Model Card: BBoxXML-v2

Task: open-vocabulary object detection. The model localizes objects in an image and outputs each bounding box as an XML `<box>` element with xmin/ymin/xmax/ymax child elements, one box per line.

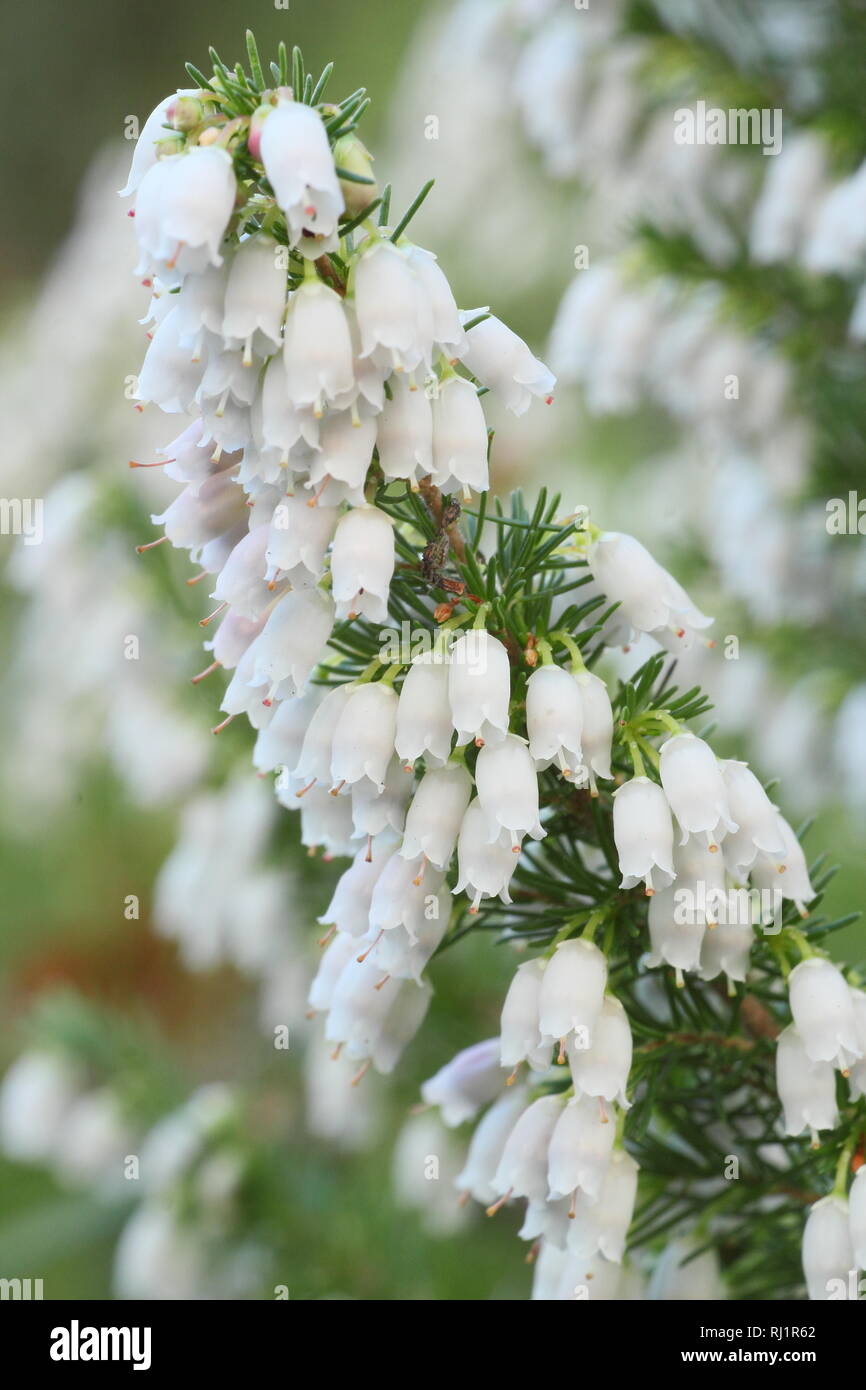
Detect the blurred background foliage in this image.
<box><xmin>0</xmin><ymin>0</ymin><xmax>864</xmax><ymax>1300</ymax></box>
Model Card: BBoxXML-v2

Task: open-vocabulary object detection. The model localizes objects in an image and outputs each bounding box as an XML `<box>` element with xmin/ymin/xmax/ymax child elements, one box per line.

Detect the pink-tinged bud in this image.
<box><xmin>247</xmin><ymin>104</ymin><xmax>273</xmax><ymax>162</ymax></box>
<box><xmin>167</xmin><ymin>95</ymin><xmax>203</xmax><ymax>132</ymax></box>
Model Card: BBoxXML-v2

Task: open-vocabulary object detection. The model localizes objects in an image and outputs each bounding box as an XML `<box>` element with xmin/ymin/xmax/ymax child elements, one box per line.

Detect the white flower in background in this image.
<box><xmin>802</xmin><ymin>1196</ymin><xmax>855</xmax><ymax>1301</ymax></box>
<box><xmin>648</xmin><ymin>1239</ymin><xmax>726</xmax><ymax>1301</ymax></box>
<box><xmin>568</xmin><ymin>995</ymin><xmax>632</xmax><ymax>1108</ymax></box>
<box><xmin>259</xmin><ymin>99</ymin><xmax>344</xmax><ymax>252</ymax></box>
<box><xmin>221</xmin><ymin>235</ymin><xmax>287</xmax><ymax>358</ymax></box>
<box><xmin>500</xmin><ymin>959</ymin><xmax>553</xmax><ymax>1073</ymax></box>
<box><xmin>454</xmin><ymin>798</ymin><xmax>520</xmax><ymax>911</ymax></box>
<box><xmin>304</xmin><ymin>1026</ymin><xmax>382</xmax><ymax>1151</ymax></box>
<box><xmin>134</xmin><ymin>147</ymin><xmax>237</xmax><ymax>279</ymax></box>
<box><xmin>114</xmin><ymin>1201</ymin><xmax>207</xmax><ymax>1301</ymax></box>
<box><xmin>249</xmin><ymin>587</ymin><xmax>335</xmax><ymax>700</ymax></box>
<box><xmin>368</xmin><ymin>883</ymin><xmax>450</xmax><ymax>983</ymax></box>
<box><xmin>151</xmin><ymin>469</ymin><xmax>246</xmax><ymax>557</ymax></box>
<box><xmin>848</xmin><ymin>990</ymin><xmax>866</xmax><ymax>1101</ymax></box>
<box><xmin>391</xmin><ymin>1111</ymin><xmax>470</xmax><ymax>1236</ymax></box>
<box><xmin>721</xmin><ymin>760</ymin><xmax>786</xmax><ymax>878</ymax></box>
<box><xmin>850</xmin><ymin>1167</ymin><xmax>866</xmax><ymax>1270</ymax></box>
<box><xmin>395</xmin><ymin>653</ymin><xmax>453</xmax><ymax>768</ymax></box>
<box><xmin>431</xmin><ymin>376</ymin><xmax>490</xmax><ymax>496</ymax></box>
<box><xmin>404</xmin><ymin>244</ymin><xmax>465</xmax><ymax>355</ymax></box>
<box><xmin>613</xmin><ymin>777</ymin><xmax>676</xmax><ymax>894</ymax></box>
<box><xmin>375</xmin><ymin>374</ymin><xmax>433</xmax><ymax>482</ymax></box>
<box><xmin>659</xmin><ymin>734</ymin><xmax>736</xmax><ymax>851</ymax></box>
<box><xmin>308</xmin><ymin>931</ymin><xmax>359</xmax><ymax>1013</ymax></box>
<box><xmin>459</xmin><ymin>314</ymin><xmax>555</xmax><ymax>415</ymax></box>
<box><xmin>421</xmin><ymin>1038</ymin><xmax>506</xmax><ymax>1126</ymax></box>
<box><xmin>647</xmin><ymin>884</ymin><xmax>705</xmax><ymax>976</ymax></box>
<box><xmin>0</xmin><ymin>1051</ymin><xmax>83</xmax><ymax>1162</ymax></box>
<box><xmin>475</xmin><ymin>734</ymin><xmax>545</xmax><ymax>849</ymax></box>
<box><xmin>266</xmin><ymin>492</ymin><xmax>338</xmax><ymax>583</ymax></box>
<box><xmin>448</xmin><ymin>630</ymin><xmax>510</xmax><ymax>747</ymax></box>
<box><xmin>787</xmin><ymin>958</ymin><xmax>862</xmax><ymax>1069</ymax></box>
<box><xmin>326</xmin><ymin>957</ymin><xmax>432</xmax><ymax>1074</ymax></box>
<box><xmin>57</xmin><ymin>1089</ymin><xmax>133</xmax><ymax>1188</ymax></box>
<box><xmin>282</xmin><ymin>279</ymin><xmax>354</xmax><ymax>414</ymax></box>
<box><xmin>400</xmin><ymin>763</ymin><xmax>473</xmax><ymax>870</ymax></box>
<box><xmin>590</xmin><ymin>531</ymin><xmax>713</xmax><ymax>649</ymax></box>
<box><xmin>575</xmin><ymin>671</ymin><xmax>613</xmax><ymax>792</ymax></box>
<box><xmin>330</xmin><ymin>682</ymin><xmax>398</xmax><ymax>791</ymax></box>
<box><xmin>538</xmin><ymin>938</ymin><xmax>607</xmax><ymax>1047</ymax></box>
<box><xmin>547</xmin><ymin>1093</ymin><xmax>617</xmax><ymax>1203</ymax></box>
<box><xmin>568</xmin><ymin>1149</ymin><xmax>639</xmax><ymax>1264</ymax></box>
<box><xmin>355</xmin><ymin>239</ymin><xmax>431</xmax><ymax>373</ymax></box>
<box><xmin>526</xmin><ymin>665</ymin><xmax>583</xmax><ymax>776</ymax></box>
<box><xmin>330</xmin><ymin>505</ymin><xmax>395</xmax><ymax>623</ymax></box>
<box><xmin>775</xmin><ymin>1025</ymin><xmax>839</xmax><ymax>1140</ymax></box>
<box><xmin>491</xmin><ymin>1093</ymin><xmax>564</xmax><ymax>1204</ymax></box>
<box><xmin>750</xmin><ymin>812</ymin><xmax>816</xmax><ymax>916</ymax></box>
<box><xmin>456</xmin><ymin>1088</ymin><xmax>528</xmax><ymax>1205</ymax></box>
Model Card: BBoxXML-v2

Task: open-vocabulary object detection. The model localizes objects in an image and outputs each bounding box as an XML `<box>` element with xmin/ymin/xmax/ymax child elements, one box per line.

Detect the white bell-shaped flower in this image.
<box><xmin>491</xmin><ymin>1093</ymin><xmax>564</xmax><ymax>1203</ymax></box>
<box><xmin>120</xmin><ymin>91</ymin><xmax>195</xmax><ymax>196</ymax></box>
<box><xmin>647</xmin><ymin>884</ymin><xmax>706</xmax><ymax>976</ymax></box>
<box><xmin>648</xmin><ymin>1238</ymin><xmax>727</xmax><ymax>1301</ymax></box>
<box><xmin>456</xmin><ymin>1088</ymin><xmax>528</xmax><ymax>1205</ymax></box>
<box><xmin>849</xmin><ymin>1167</ymin><xmax>866</xmax><ymax>1270</ymax></box>
<box><xmin>324</xmin><ymin>955</ymin><xmax>407</xmax><ymax>1066</ymax></box>
<box><xmin>538</xmin><ymin>937</ymin><xmax>607</xmax><ymax>1046</ymax></box>
<box><xmin>750</xmin><ymin>812</ymin><xmax>816</xmax><ymax>917</ymax></box>
<box><xmin>526</xmin><ymin>665</ymin><xmax>583</xmax><ymax>776</ymax></box>
<box><xmin>475</xmin><ymin>734</ymin><xmax>545</xmax><ymax>850</ymax></box>
<box><xmin>174</xmin><ymin>263</ymin><xmax>229</xmax><ymax>357</ymax></box>
<box><xmin>331</xmin><ymin>505</ymin><xmax>395</xmax><ymax>624</ymax></box>
<box><xmin>308</xmin><ymin>931</ymin><xmax>359</xmax><ymax>1012</ymax></box>
<box><xmin>355</xmin><ymin>239</ymin><xmax>431</xmax><ymax>374</ymax></box>
<box><xmin>282</xmin><ymin>280</ymin><xmax>354</xmax><ymax>415</ymax></box>
<box><xmin>330</xmin><ymin>682</ymin><xmax>398</xmax><ymax>792</ymax></box>
<box><xmin>219</xmin><ymin>644</ymin><xmax>272</xmax><ymax>729</ymax></box>
<box><xmin>221</xmin><ymin>235</ymin><xmax>286</xmax><ymax>357</ymax></box>
<box><xmin>134</xmin><ymin>148</ymin><xmax>236</xmax><ymax>279</ymax></box>
<box><xmin>612</xmin><ymin>777</ymin><xmax>676</xmax><ymax>894</ymax></box>
<box><xmin>431</xmin><ymin>376</ymin><xmax>489</xmax><ymax>497</ymax></box>
<box><xmin>448</xmin><ymin>630</ymin><xmax>510</xmax><ymax>747</ymax></box>
<box><xmin>317</xmin><ymin>834</ymin><xmax>399</xmax><ymax>939</ymax></box>
<box><xmin>775</xmin><ymin>1025</ymin><xmax>839</xmax><ymax>1139</ymax></box>
<box><xmin>253</xmin><ymin>687</ymin><xmax>321</xmax><ymax>779</ymax></box>
<box><xmin>137</xmin><ymin>308</ymin><xmax>207</xmax><ymax>414</ymax></box>
<box><xmin>659</xmin><ymin>734</ymin><xmax>736</xmax><ymax>851</ymax></box>
<box><xmin>459</xmin><ymin>313</ymin><xmax>555</xmax><ymax>416</ymax></box>
<box><xmin>350</xmin><ymin>757</ymin><xmax>412</xmax><ymax>840</ymax></box>
<box><xmin>400</xmin><ymin>763</ymin><xmax>473</xmax><ymax>870</ymax></box>
<box><xmin>257</xmin><ymin>356</ymin><xmax>320</xmax><ymax>460</ymax></box>
<box><xmin>421</xmin><ymin>1038</ymin><xmax>505</xmax><ymax>1127</ymax></box>
<box><xmin>259</xmin><ymin>100</ymin><xmax>344</xmax><ymax>253</ymax></box>
<box><xmin>305</xmin><ymin>411</ymin><xmax>377</xmax><ymax>505</ymax></box>
<box><xmin>212</xmin><ymin>524</ymin><xmax>286</xmax><ymax>620</ymax></box>
<box><xmin>568</xmin><ymin>996</ymin><xmax>632</xmax><ymax>1108</ymax></box>
<box><xmin>720</xmin><ymin>760</ymin><xmax>786</xmax><ymax>879</ymax></box>
<box><xmin>454</xmin><ymin>798</ymin><xmax>520</xmax><ymax>912</ymax></box>
<box><xmin>151</xmin><ymin>469</ymin><xmax>246</xmax><ymax>558</ymax></box>
<box><xmin>575</xmin><ymin>671</ymin><xmax>613</xmax><ymax>792</ymax></box>
<box><xmin>293</xmin><ymin>684</ymin><xmax>354</xmax><ymax>791</ymax></box>
<box><xmin>590</xmin><ymin>531</ymin><xmax>713</xmax><ymax>650</ymax></box>
<box><xmin>500</xmin><ymin>959</ymin><xmax>554</xmax><ymax>1072</ymax></box>
<box><xmin>404</xmin><ymin>245</ymin><xmax>465</xmax><ymax>354</ymax></box>
<box><xmin>802</xmin><ymin>1196</ymin><xmax>855</xmax><ymax>1301</ymax></box>
<box><xmin>788</xmin><ymin>957</ymin><xmax>862</xmax><ymax>1068</ymax></box>
<box><xmin>0</xmin><ymin>1050</ymin><xmax>82</xmax><ymax>1162</ymax></box>
<box><xmin>568</xmin><ymin>1149</ymin><xmax>639</xmax><ymax>1264</ymax></box>
<box><xmin>375</xmin><ymin>374</ymin><xmax>433</xmax><ymax>482</ymax></box>
<box><xmin>395</xmin><ymin>653</ymin><xmax>452</xmax><ymax>768</ymax></box>
<box><xmin>265</xmin><ymin>492</ymin><xmax>337</xmax><ymax>585</ymax></box>
<box><xmin>848</xmin><ymin>989</ymin><xmax>866</xmax><ymax>1101</ymax></box>
<box><xmin>368</xmin><ymin>849</ymin><xmax>444</xmax><ymax>942</ymax></box>
<box><xmin>368</xmin><ymin>885</ymin><xmax>449</xmax><ymax>984</ymax></box>
<box><xmin>248</xmin><ymin>587</ymin><xmax>335</xmax><ymax>699</ymax></box>
<box><xmin>548</xmin><ymin>1092</ymin><xmax>617</xmax><ymax>1202</ymax></box>
<box><xmin>699</xmin><ymin>917</ymin><xmax>754</xmax><ymax>986</ymax></box>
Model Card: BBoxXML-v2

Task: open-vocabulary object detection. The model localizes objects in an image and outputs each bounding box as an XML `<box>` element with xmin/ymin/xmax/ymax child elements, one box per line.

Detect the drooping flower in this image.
<box><xmin>421</xmin><ymin>1038</ymin><xmax>506</xmax><ymax>1127</ymax></box>
<box><xmin>454</xmin><ymin>798</ymin><xmax>520</xmax><ymax>911</ymax></box>
<box><xmin>802</xmin><ymin>1196</ymin><xmax>855</xmax><ymax>1301</ymax></box>
<box><xmin>400</xmin><ymin>763</ymin><xmax>473</xmax><ymax>870</ymax></box>
<box><xmin>538</xmin><ymin>938</ymin><xmax>607</xmax><ymax>1047</ymax></box>
<box><xmin>259</xmin><ymin>100</ymin><xmax>344</xmax><ymax>254</ymax></box>
<box><xmin>221</xmin><ymin>235</ymin><xmax>287</xmax><ymax>358</ymax></box>
<box><xmin>568</xmin><ymin>995</ymin><xmax>632</xmax><ymax>1108</ymax></box>
<box><xmin>590</xmin><ymin>530</ymin><xmax>713</xmax><ymax>650</ymax></box>
<box><xmin>547</xmin><ymin>1093</ymin><xmax>617</xmax><ymax>1202</ymax></box>
<box><xmin>134</xmin><ymin>148</ymin><xmax>237</xmax><ymax>280</ymax></box>
<box><xmin>282</xmin><ymin>280</ymin><xmax>354</xmax><ymax>416</ymax></box>
<box><xmin>330</xmin><ymin>505</ymin><xmax>395</xmax><ymax>624</ymax></box>
<box><xmin>612</xmin><ymin>777</ymin><xmax>676</xmax><ymax>894</ymax></box>
<box><xmin>395</xmin><ymin>653</ymin><xmax>453</xmax><ymax>768</ymax></box>
<box><xmin>500</xmin><ymin>959</ymin><xmax>553</xmax><ymax>1073</ymax></box>
<box><xmin>788</xmin><ymin>958</ymin><xmax>862</xmax><ymax>1070</ymax></box>
<box><xmin>431</xmin><ymin>376</ymin><xmax>490</xmax><ymax>497</ymax></box>
<box><xmin>659</xmin><ymin>733</ymin><xmax>736</xmax><ymax>851</ymax></box>
<box><xmin>459</xmin><ymin>313</ymin><xmax>555</xmax><ymax>415</ymax></box>
<box><xmin>330</xmin><ymin>682</ymin><xmax>399</xmax><ymax>793</ymax></box>
<box><xmin>474</xmin><ymin>734</ymin><xmax>545</xmax><ymax>849</ymax></box>
<box><xmin>354</xmin><ymin>239</ymin><xmax>432</xmax><ymax>374</ymax></box>
<box><xmin>775</xmin><ymin>1025</ymin><xmax>839</xmax><ymax>1140</ymax></box>
<box><xmin>526</xmin><ymin>665</ymin><xmax>583</xmax><ymax>777</ymax></box>
<box><xmin>447</xmin><ymin>630</ymin><xmax>510</xmax><ymax>747</ymax></box>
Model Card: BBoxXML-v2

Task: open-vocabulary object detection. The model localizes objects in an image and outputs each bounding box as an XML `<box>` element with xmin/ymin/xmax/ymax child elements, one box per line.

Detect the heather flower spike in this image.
<box><xmin>113</xmin><ymin>31</ymin><xmax>865</xmax><ymax>1304</ymax></box>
